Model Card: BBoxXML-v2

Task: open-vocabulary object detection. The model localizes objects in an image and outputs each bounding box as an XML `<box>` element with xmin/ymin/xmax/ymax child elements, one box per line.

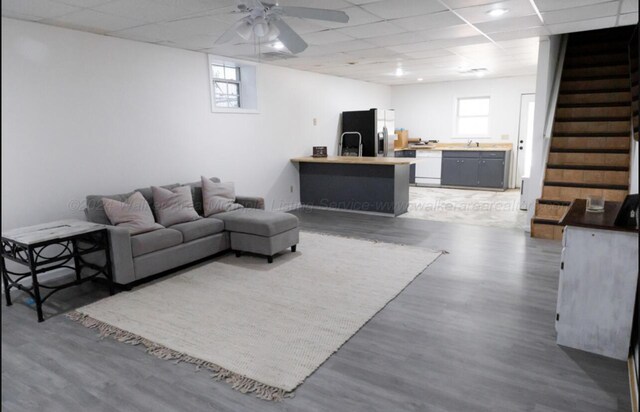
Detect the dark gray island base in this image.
<box><xmin>291</xmin><ymin>156</ymin><xmax>416</xmax><ymax>216</ymax></box>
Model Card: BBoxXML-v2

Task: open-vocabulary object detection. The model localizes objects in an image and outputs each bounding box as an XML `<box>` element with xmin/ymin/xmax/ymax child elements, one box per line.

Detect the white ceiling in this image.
<box><xmin>2</xmin><ymin>0</ymin><xmax>638</xmax><ymax>85</ymax></box>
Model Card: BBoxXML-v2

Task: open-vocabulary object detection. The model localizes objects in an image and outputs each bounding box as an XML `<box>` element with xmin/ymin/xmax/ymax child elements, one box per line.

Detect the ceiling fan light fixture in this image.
<box><xmin>266</xmin><ymin>22</ymin><xmax>280</xmax><ymax>41</ymax></box>
<box><xmin>237</xmin><ymin>19</ymin><xmax>253</xmax><ymax>40</ymax></box>
<box><xmin>253</xmin><ymin>16</ymin><xmax>269</xmax><ymax>37</ymax></box>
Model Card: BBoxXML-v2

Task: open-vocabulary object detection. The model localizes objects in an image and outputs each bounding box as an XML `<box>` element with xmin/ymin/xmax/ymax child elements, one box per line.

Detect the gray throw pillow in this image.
<box><xmin>102</xmin><ymin>192</ymin><xmax>164</xmax><ymax>235</ymax></box>
<box><xmin>201</xmin><ymin>176</ymin><xmax>244</xmax><ymax>217</ymax></box>
<box><xmin>152</xmin><ymin>185</ymin><xmax>201</xmax><ymax>227</ymax></box>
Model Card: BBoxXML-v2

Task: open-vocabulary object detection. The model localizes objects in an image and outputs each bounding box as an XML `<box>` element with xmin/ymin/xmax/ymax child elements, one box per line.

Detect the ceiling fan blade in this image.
<box><xmin>215</xmin><ymin>18</ymin><xmax>250</xmax><ymax>44</ymax></box>
<box><xmin>271</xmin><ymin>19</ymin><xmax>308</xmax><ymax>54</ymax></box>
<box><xmin>276</xmin><ymin>6</ymin><xmax>349</xmax><ymax>23</ymax></box>
<box><xmin>236</xmin><ymin>0</ymin><xmax>264</xmax><ymax>10</ymax></box>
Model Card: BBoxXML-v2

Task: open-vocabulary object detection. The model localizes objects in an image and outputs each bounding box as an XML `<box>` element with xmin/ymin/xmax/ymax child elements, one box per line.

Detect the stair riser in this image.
<box><xmin>551</xmin><ymin>137</ymin><xmax>630</xmax><ymax>150</ymax></box>
<box><xmin>565</xmin><ymin>54</ymin><xmax>628</xmax><ymax>67</ymax></box>
<box><xmin>555</xmin><ymin>106</ymin><xmax>631</xmax><ymax>118</ymax></box>
<box><xmin>553</xmin><ymin>121</ymin><xmax>630</xmax><ymax>134</ymax></box>
<box><xmin>531</xmin><ymin>222</ymin><xmax>563</xmax><ymax>240</ymax></box>
<box><xmin>557</xmin><ymin>92</ymin><xmax>631</xmax><ymax>105</ymax></box>
<box><xmin>563</xmin><ymin>66</ymin><xmax>629</xmax><ymax>78</ymax></box>
<box><xmin>542</xmin><ymin>186</ymin><xmax>628</xmax><ymax>202</ymax></box>
<box><xmin>545</xmin><ymin>169</ymin><xmax>630</xmax><ymax>186</ymax></box>
<box><xmin>560</xmin><ymin>78</ymin><xmax>630</xmax><ymax>91</ymax></box>
<box><xmin>547</xmin><ymin>152</ymin><xmax>630</xmax><ymax>167</ymax></box>
<box><xmin>534</xmin><ymin>203</ymin><xmax>569</xmax><ymax>220</ymax></box>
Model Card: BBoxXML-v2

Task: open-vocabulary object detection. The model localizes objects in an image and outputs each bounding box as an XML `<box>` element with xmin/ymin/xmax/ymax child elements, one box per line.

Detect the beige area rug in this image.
<box><xmin>68</xmin><ymin>231</ymin><xmax>442</xmax><ymax>401</ymax></box>
<box><xmin>401</xmin><ymin>186</ymin><xmax>528</xmax><ymax>230</ymax></box>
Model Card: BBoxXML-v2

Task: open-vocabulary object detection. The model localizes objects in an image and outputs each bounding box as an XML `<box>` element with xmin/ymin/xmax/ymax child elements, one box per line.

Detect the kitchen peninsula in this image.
<box><xmin>291</xmin><ymin>156</ymin><xmax>418</xmax><ymax>216</ymax></box>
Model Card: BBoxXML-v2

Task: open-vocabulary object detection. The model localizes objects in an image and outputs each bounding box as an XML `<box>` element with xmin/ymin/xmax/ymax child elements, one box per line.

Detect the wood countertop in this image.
<box><xmin>291</xmin><ymin>156</ymin><xmax>419</xmax><ymax>165</ymax></box>
<box><xmin>560</xmin><ymin>199</ymin><xmax>639</xmax><ymax>233</ymax></box>
<box><xmin>395</xmin><ymin>143</ymin><xmax>513</xmax><ymax>152</ymax></box>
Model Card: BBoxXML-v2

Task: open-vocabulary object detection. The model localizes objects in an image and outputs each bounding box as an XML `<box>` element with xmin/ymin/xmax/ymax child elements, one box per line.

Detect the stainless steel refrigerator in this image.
<box><xmin>340</xmin><ymin>109</ymin><xmax>395</xmax><ymax>157</ymax></box>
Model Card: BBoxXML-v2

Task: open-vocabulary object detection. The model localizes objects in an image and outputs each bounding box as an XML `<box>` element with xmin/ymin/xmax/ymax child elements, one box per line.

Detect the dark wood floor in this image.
<box><xmin>1</xmin><ymin>209</ymin><xmax>631</xmax><ymax>411</ymax></box>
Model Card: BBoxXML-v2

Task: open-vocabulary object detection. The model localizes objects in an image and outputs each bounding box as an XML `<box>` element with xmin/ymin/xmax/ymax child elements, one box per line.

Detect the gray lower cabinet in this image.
<box><xmin>394</xmin><ymin>150</ymin><xmax>416</xmax><ymax>184</ymax></box>
<box><xmin>441</xmin><ymin>150</ymin><xmax>510</xmax><ymax>189</ymax></box>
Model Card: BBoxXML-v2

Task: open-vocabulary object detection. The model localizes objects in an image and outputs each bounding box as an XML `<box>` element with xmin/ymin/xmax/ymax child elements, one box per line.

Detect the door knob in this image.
<box><xmin>519</xmin><ymin>146</ymin><xmax>523</xmax><ymax>150</ymax></box>
<box><xmin>520</xmin><ymin>140</ymin><xmax>524</xmax><ymax>143</ymax></box>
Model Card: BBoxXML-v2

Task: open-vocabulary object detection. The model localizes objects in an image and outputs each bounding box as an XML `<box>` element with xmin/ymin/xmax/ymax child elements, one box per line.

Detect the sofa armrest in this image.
<box><xmin>236</xmin><ymin>196</ymin><xmax>265</xmax><ymax>210</ymax></box>
<box><xmin>84</xmin><ymin>225</ymin><xmax>136</xmax><ymax>285</ymax></box>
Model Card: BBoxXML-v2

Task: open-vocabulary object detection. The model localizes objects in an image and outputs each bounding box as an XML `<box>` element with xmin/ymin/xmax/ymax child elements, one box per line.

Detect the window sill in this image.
<box><xmin>211</xmin><ymin>108</ymin><xmax>260</xmax><ymax>115</ymax></box>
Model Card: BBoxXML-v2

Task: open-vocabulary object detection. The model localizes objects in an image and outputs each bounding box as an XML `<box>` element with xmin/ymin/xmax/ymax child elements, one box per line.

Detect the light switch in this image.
<box><xmin>313</xmin><ymin>118</ymin><xmax>317</xmax><ymax>126</ymax></box>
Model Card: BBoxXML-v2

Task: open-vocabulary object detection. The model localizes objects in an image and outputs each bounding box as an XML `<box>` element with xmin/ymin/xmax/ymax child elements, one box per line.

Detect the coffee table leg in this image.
<box><xmin>28</xmin><ymin>249</ymin><xmax>44</xmax><ymax>322</ymax></box>
<box><xmin>1</xmin><ymin>257</ymin><xmax>12</xmax><ymax>306</ymax></box>
<box><xmin>102</xmin><ymin>230</ymin><xmax>115</xmax><ymax>296</ymax></box>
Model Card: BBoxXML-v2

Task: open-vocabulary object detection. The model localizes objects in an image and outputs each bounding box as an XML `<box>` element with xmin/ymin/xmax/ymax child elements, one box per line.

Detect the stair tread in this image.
<box><xmin>544</xmin><ymin>181</ymin><xmax>628</xmax><ymax>190</ymax></box>
<box><xmin>557</xmin><ymin>102</ymin><xmax>630</xmax><ymax>108</ymax></box>
<box><xmin>559</xmin><ymin>88</ymin><xmax>629</xmax><ymax>95</ymax></box>
<box><xmin>552</xmin><ymin>132</ymin><xmax>631</xmax><ymax>137</ymax></box>
<box><xmin>549</xmin><ymin>148</ymin><xmax>630</xmax><ymax>153</ymax></box>
<box><xmin>554</xmin><ymin>117</ymin><xmax>630</xmax><ymax>122</ymax></box>
<box><xmin>546</xmin><ymin>164</ymin><xmax>630</xmax><ymax>171</ymax></box>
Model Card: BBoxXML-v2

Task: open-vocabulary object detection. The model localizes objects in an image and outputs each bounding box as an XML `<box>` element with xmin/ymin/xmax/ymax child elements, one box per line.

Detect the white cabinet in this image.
<box><xmin>415</xmin><ymin>150</ymin><xmax>442</xmax><ymax>186</ymax></box>
<box><xmin>555</xmin><ymin>225</ymin><xmax>639</xmax><ymax>360</ymax></box>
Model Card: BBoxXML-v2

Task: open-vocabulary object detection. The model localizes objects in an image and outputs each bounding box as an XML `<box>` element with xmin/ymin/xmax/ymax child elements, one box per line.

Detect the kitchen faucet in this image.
<box><xmin>467</xmin><ymin>139</ymin><xmax>479</xmax><ymax>148</ymax></box>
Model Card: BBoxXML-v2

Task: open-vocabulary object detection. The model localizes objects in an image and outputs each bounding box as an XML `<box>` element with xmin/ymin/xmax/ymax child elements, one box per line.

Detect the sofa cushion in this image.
<box><xmin>135</xmin><ymin>183</ymin><xmax>180</xmax><ymax>213</ymax></box>
<box><xmin>130</xmin><ymin>228</ymin><xmax>183</xmax><ymax>257</ymax></box>
<box><xmin>86</xmin><ymin>191</ymin><xmax>135</xmax><ymax>224</ymax></box>
<box><xmin>152</xmin><ymin>185</ymin><xmax>201</xmax><ymax>227</ymax></box>
<box><xmin>102</xmin><ymin>191</ymin><xmax>164</xmax><ymax>235</ymax></box>
<box><xmin>213</xmin><ymin>209</ymin><xmax>299</xmax><ymax>237</ymax></box>
<box><xmin>201</xmin><ymin>177</ymin><xmax>243</xmax><ymax>217</ymax></box>
<box><xmin>170</xmin><ymin>218</ymin><xmax>224</xmax><ymax>243</ymax></box>
<box><xmin>185</xmin><ymin>177</ymin><xmax>221</xmax><ymax>216</ymax></box>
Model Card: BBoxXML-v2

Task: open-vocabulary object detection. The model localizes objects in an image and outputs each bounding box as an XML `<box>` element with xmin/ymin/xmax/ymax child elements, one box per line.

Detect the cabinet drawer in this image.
<box><xmin>442</xmin><ymin>151</ymin><xmax>480</xmax><ymax>158</ymax></box>
<box><xmin>480</xmin><ymin>151</ymin><xmax>506</xmax><ymax>159</ymax></box>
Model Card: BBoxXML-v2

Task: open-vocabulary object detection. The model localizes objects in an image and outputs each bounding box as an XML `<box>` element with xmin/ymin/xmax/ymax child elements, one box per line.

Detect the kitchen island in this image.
<box><xmin>291</xmin><ymin>156</ymin><xmax>418</xmax><ymax>216</ymax></box>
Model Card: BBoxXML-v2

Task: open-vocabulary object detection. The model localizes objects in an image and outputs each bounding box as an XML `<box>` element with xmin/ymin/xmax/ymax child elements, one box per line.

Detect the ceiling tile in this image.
<box><xmin>419</xmin><ymin>24</ymin><xmax>479</xmax><ymax>40</ymax></box>
<box><xmin>51</xmin><ymin>0</ymin><xmax>114</xmax><ymax>7</ymax></box>
<box><xmin>389</xmin><ymin>11</ymin><xmax>464</xmax><ymax>32</ymax></box>
<box><xmin>445</xmin><ymin>0</ymin><xmax>506</xmax><ymax>8</ymax></box>
<box><xmin>404</xmin><ymin>48</ymin><xmax>456</xmax><ymax>59</ymax></box>
<box><xmin>41</xmin><ymin>9</ymin><xmax>145</xmax><ymax>34</ymax></box>
<box><xmin>362</xmin><ymin>0</ymin><xmax>448</xmax><ymax>19</ymax></box>
<box><xmin>488</xmin><ymin>26</ymin><xmax>548</xmax><ymax>40</ymax></box>
<box><xmin>303</xmin><ymin>29</ymin><xmax>355</xmax><ymax>45</ymax></box>
<box><xmin>453</xmin><ymin>0</ymin><xmax>537</xmax><ymax>23</ymax></box>
<box><xmin>275</xmin><ymin>0</ymin><xmax>353</xmax><ymax>9</ymax></box>
<box><xmin>618</xmin><ymin>12</ymin><xmax>639</xmax><ymax>26</ymax></box>
<box><xmin>475</xmin><ymin>14</ymin><xmax>541</xmax><ymax>33</ymax></box>
<box><xmin>541</xmin><ymin>1</ymin><xmax>620</xmax><ymax>25</ymax></box>
<box><xmin>94</xmin><ymin>0</ymin><xmax>193</xmax><ymax>24</ymax></box>
<box><xmin>2</xmin><ymin>0</ymin><xmax>80</xmax><ymax>19</ymax></box>
<box><xmin>108</xmin><ymin>23</ymin><xmax>169</xmax><ymax>42</ymax></box>
<box><xmin>534</xmin><ymin>0</ymin><xmax>614</xmax><ymax>12</ymax></box>
<box><xmin>621</xmin><ymin>0</ymin><xmax>639</xmax><ymax>14</ymax></box>
<box><xmin>316</xmin><ymin>6</ymin><xmax>381</xmax><ymax>29</ymax></box>
<box><xmin>337</xmin><ymin>21</ymin><xmax>407</xmax><ymax>39</ymax></box>
<box><xmin>547</xmin><ymin>15</ymin><xmax>618</xmax><ymax>34</ymax></box>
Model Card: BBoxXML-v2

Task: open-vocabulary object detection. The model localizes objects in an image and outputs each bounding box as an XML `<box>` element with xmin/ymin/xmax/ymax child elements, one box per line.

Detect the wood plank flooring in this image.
<box><xmin>1</xmin><ymin>209</ymin><xmax>631</xmax><ymax>411</ymax></box>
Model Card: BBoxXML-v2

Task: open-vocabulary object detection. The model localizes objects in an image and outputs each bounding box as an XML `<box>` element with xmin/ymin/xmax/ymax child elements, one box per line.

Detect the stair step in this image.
<box><xmin>555</xmin><ymin>106</ymin><xmax>631</xmax><ymax>119</ymax></box>
<box><xmin>564</xmin><ymin>53</ymin><xmax>629</xmax><ymax>68</ymax></box>
<box><xmin>546</xmin><ymin>164</ymin><xmax>629</xmax><ymax>171</ymax></box>
<box><xmin>549</xmin><ymin>148</ymin><xmax>629</xmax><ymax>154</ymax></box>
<box><xmin>552</xmin><ymin>132</ymin><xmax>630</xmax><ymax>137</ymax></box>
<box><xmin>535</xmin><ymin>201</ymin><xmax>570</xmax><ymax>221</ymax></box>
<box><xmin>530</xmin><ymin>219</ymin><xmax>564</xmax><ymax>240</ymax></box>
<box><xmin>544</xmin><ymin>181</ymin><xmax>629</xmax><ymax>190</ymax></box>
<box><xmin>560</xmin><ymin>78</ymin><xmax>630</xmax><ymax>92</ymax></box>
<box><xmin>553</xmin><ymin>119</ymin><xmax>630</xmax><ymax>134</ymax></box>
<box><xmin>542</xmin><ymin>186</ymin><xmax>628</xmax><ymax>202</ymax></box>
<box><xmin>566</xmin><ymin>42</ymin><xmax>630</xmax><ymax>56</ymax></box>
<box><xmin>547</xmin><ymin>152</ymin><xmax>629</xmax><ymax>167</ymax></box>
<box><xmin>563</xmin><ymin>65</ymin><xmax>630</xmax><ymax>79</ymax></box>
<box><xmin>557</xmin><ymin>91</ymin><xmax>630</xmax><ymax>105</ymax></box>
<box><xmin>559</xmin><ymin>88</ymin><xmax>629</xmax><ymax>95</ymax></box>
<box><xmin>557</xmin><ymin>101</ymin><xmax>630</xmax><ymax>108</ymax></box>
<box><xmin>562</xmin><ymin>74</ymin><xmax>630</xmax><ymax>81</ymax></box>
<box><xmin>551</xmin><ymin>137</ymin><xmax>630</xmax><ymax>151</ymax></box>
<box><xmin>545</xmin><ymin>168</ymin><xmax>630</xmax><ymax>186</ymax></box>
<box><xmin>554</xmin><ymin>117</ymin><xmax>630</xmax><ymax>122</ymax></box>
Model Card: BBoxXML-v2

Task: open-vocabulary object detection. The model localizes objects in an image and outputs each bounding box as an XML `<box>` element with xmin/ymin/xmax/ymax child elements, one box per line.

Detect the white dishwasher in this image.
<box><xmin>415</xmin><ymin>150</ymin><xmax>442</xmax><ymax>186</ymax></box>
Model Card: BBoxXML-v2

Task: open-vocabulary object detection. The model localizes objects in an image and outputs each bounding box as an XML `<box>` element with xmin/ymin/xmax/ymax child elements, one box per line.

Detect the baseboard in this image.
<box><xmin>296</xmin><ymin>205</ymin><xmax>395</xmax><ymax>217</ymax></box>
<box><xmin>629</xmin><ymin>355</ymin><xmax>639</xmax><ymax>412</ymax></box>
<box><xmin>272</xmin><ymin>202</ymin><xmax>302</xmax><ymax>212</ymax></box>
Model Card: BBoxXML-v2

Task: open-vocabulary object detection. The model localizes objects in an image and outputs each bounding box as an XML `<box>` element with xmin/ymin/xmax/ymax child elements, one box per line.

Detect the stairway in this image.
<box><xmin>531</xmin><ymin>27</ymin><xmax>634</xmax><ymax>240</ymax></box>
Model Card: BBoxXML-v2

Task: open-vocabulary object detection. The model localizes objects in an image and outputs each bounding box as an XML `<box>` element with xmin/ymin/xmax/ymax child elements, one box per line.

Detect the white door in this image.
<box><xmin>515</xmin><ymin>94</ymin><xmax>535</xmax><ymax>188</ymax></box>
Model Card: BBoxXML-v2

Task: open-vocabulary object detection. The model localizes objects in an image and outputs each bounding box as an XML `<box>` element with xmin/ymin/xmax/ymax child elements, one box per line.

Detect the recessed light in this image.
<box><xmin>395</xmin><ymin>67</ymin><xmax>404</xmax><ymax>77</ymax></box>
<box><xmin>417</xmin><ymin>78</ymin><xmax>424</xmax><ymax>82</ymax></box>
<box><xmin>272</xmin><ymin>41</ymin><xmax>285</xmax><ymax>50</ymax></box>
<box><xmin>459</xmin><ymin>67</ymin><xmax>489</xmax><ymax>77</ymax></box>
<box><xmin>487</xmin><ymin>8</ymin><xmax>509</xmax><ymax>17</ymax></box>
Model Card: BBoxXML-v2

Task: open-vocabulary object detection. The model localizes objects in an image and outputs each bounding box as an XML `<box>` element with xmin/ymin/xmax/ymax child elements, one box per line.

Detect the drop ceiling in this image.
<box><xmin>2</xmin><ymin>0</ymin><xmax>638</xmax><ymax>84</ymax></box>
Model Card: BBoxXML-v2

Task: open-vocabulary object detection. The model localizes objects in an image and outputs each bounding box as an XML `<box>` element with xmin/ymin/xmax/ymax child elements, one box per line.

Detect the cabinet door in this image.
<box><xmin>458</xmin><ymin>158</ymin><xmax>479</xmax><ymax>187</ymax></box>
<box><xmin>441</xmin><ymin>158</ymin><xmax>461</xmax><ymax>185</ymax></box>
<box><xmin>478</xmin><ymin>159</ymin><xmax>505</xmax><ymax>188</ymax></box>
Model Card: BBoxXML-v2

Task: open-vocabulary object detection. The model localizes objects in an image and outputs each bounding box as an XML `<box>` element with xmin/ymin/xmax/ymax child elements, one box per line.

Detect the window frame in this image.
<box><xmin>208</xmin><ymin>55</ymin><xmax>258</xmax><ymax>114</ymax></box>
<box><xmin>212</xmin><ymin>63</ymin><xmax>241</xmax><ymax>109</ymax></box>
<box><xmin>454</xmin><ymin>96</ymin><xmax>491</xmax><ymax>138</ymax></box>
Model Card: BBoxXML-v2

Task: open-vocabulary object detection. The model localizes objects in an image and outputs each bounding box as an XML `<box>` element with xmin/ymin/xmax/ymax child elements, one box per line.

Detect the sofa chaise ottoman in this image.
<box><xmin>214</xmin><ymin>209</ymin><xmax>299</xmax><ymax>263</ymax></box>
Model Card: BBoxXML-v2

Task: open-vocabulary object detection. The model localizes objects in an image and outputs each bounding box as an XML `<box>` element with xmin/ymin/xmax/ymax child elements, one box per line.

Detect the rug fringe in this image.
<box><xmin>66</xmin><ymin>311</ymin><xmax>293</xmax><ymax>401</ymax></box>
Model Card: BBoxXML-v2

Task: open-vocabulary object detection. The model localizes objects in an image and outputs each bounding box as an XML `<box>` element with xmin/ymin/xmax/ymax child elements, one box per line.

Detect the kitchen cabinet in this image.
<box><xmin>441</xmin><ymin>150</ymin><xmax>510</xmax><ymax>189</ymax></box>
<box><xmin>394</xmin><ymin>150</ymin><xmax>416</xmax><ymax>184</ymax></box>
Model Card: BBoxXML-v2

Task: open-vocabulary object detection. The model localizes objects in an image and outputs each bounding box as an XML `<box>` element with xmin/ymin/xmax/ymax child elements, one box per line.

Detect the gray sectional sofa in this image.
<box><xmin>85</xmin><ymin>177</ymin><xmax>299</xmax><ymax>285</ymax></box>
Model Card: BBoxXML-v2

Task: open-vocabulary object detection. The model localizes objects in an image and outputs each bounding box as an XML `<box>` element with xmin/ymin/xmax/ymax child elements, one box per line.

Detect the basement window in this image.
<box><xmin>456</xmin><ymin>96</ymin><xmax>490</xmax><ymax>137</ymax></box>
<box><xmin>208</xmin><ymin>55</ymin><xmax>258</xmax><ymax>113</ymax></box>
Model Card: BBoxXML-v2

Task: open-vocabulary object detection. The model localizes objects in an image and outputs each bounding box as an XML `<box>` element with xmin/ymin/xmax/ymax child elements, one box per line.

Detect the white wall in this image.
<box><xmin>391</xmin><ymin>75</ymin><xmax>537</xmax><ymax>188</ymax></box>
<box><xmin>1</xmin><ymin>18</ymin><xmax>390</xmax><ymax>230</ymax></box>
<box><xmin>524</xmin><ymin>35</ymin><xmax>563</xmax><ymax>228</ymax></box>
<box><xmin>630</xmin><ymin>139</ymin><xmax>639</xmax><ymax>194</ymax></box>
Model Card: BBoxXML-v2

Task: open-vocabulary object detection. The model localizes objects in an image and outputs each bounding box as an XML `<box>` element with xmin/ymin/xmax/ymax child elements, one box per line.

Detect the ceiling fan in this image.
<box><xmin>216</xmin><ymin>0</ymin><xmax>350</xmax><ymax>54</ymax></box>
